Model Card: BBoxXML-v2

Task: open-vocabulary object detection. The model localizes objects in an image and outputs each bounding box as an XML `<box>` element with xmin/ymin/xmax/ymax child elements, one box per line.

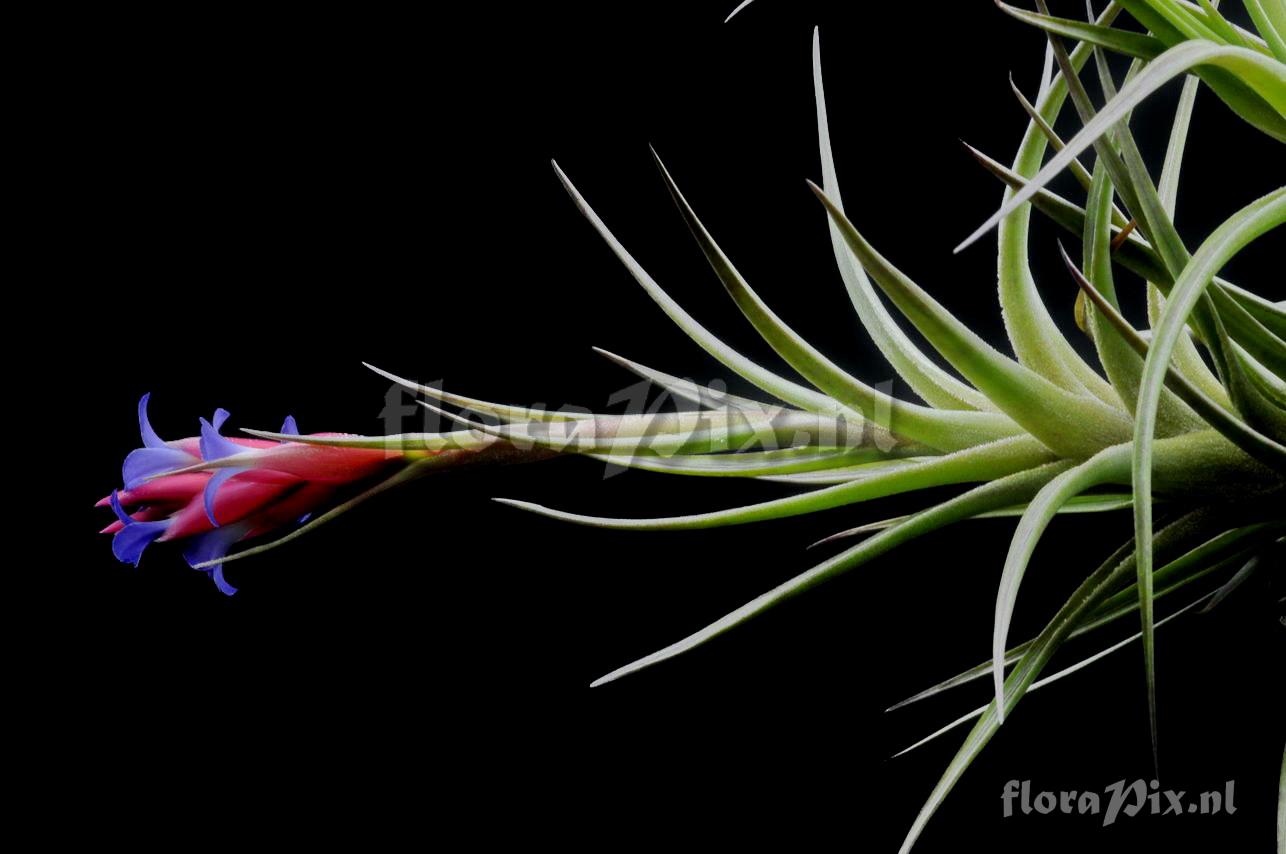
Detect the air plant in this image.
<box><xmin>99</xmin><ymin>1</ymin><xmax>1284</xmax><ymax>849</ymax></box>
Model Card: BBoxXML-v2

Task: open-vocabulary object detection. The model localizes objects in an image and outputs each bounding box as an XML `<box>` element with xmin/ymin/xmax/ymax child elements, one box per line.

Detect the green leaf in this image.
<box><xmin>1080</xmin><ymin>160</ymin><xmax>1202</xmax><ymax>429</ymax></box>
<box><xmin>1007</xmin><ymin>74</ymin><xmax>1095</xmax><ymax>194</ymax></box>
<box><xmin>813</xmin><ymin>29</ymin><xmax>997</xmax><ymax>413</ymax></box>
<box><xmin>895</xmin><ymin>593</ymin><xmax>1211</xmax><ymax>759</ymax></box>
<box><xmin>991</xmin><ymin>444</ymin><xmax>1133</xmax><ymax>720</ymax></box>
<box><xmin>1132</xmin><ymin>186</ymin><xmax>1286</xmax><ymax>778</ymax></box>
<box><xmin>898</xmin><ymin>506</ymin><xmax>1243</xmax><ymax>853</ymax></box>
<box><xmin>994</xmin><ymin>9</ymin><xmax>1126</xmax><ymax>406</ymax></box>
<box><xmin>589</xmin><ymin>461</ymin><xmax>1074</xmax><ymax>687</ymax></box>
<box><xmin>724</xmin><ymin>0</ymin><xmax>754</xmax><ymax>23</ymax></box>
<box><xmin>650</xmin><ymin>147</ymin><xmax>1019</xmax><ymax>452</ymax></box>
<box><xmin>424</xmin><ymin>400</ymin><xmax>869</xmax><ymax>458</ymax></box>
<box><xmin>592</xmin><ymin>346</ymin><xmax>775</xmax><ymax>411</ymax></box>
<box><xmin>814</xmin><ymin>494</ymin><xmax>1135</xmax><ymax>549</ymax></box>
<box><xmin>989</xmin><ymin>425</ymin><xmax>1268</xmax><ymax>721</ymax></box>
<box><xmin>1117</xmin><ymin>2</ymin><xmax>1286</xmax><ymax>135</ymax></box>
<box><xmin>752</xmin><ymin>458</ymin><xmax>929</xmax><ymax>486</ymax></box>
<box><xmin>957</xmin><ymin>40</ymin><xmax>1286</xmax><ymax>253</ymax></box>
<box><xmin>1148</xmin><ymin>71</ymin><xmax>1230</xmax><ymax>405</ymax></box>
<box><xmin>963</xmin><ymin>141</ymin><xmax>1281</xmax><ymax>377</ymax></box>
<box><xmin>1068</xmin><ymin>247</ymin><xmax>1286</xmax><ymax>472</ymax></box>
<box><xmin>1130</xmin><ymin>0</ymin><xmax>1228</xmax><ymax>43</ymax></box>
<box><xmin>590</xmin><ymin>446</ymin><xmax>918</xmax><ymax>479</ymax></box>
<box><xmin>1278</xmin><ymin>738</ymin><xmax>1286</xmax><ymax>852</ymax></box>
<box><xmin>552</xmin><ymin>160</ymin><xmax>864</xmax><ymax>421</ymax></box>
<box><xmin>997</xmin><ymin>2</ymin><xmax>1166</xmax><ymax>59</ymax></box>
<box><xmin>497</xmin><ymin>434</ymin><xmax>1053</xmax><ymax>531</ymax></box>
<box><xmin>888</xmin><ymin>521</ymin><xmax>1278</xmax><ymax>712</ymax></box>
<box><xmin>1206</xmin><ymin>286</ymin><xmax>1286</xmax><ymax>379</ymax></box>
<box><xmin>1199</xmin><ymin>551</ymin><xmax>1265</xmax><ymax>611</ymax></box>
<box><xmin>363</xmin><ymin>362</ymin><xmax>588</xmax><ymax>423</ymax></box>
<box><xmin>812</xmin><ymin>184</ymin><xmax>1135</xmax><ymax>457</ymax></box>
<box><xmin>1193</xmin><ymin>0</ymin><xmax>1253</xmax><ymax>49</ymax></box>
<box><xmin>1243</xmin><ymin>0</ymin><xmax>1286</xmax><ymax>63</ymax></box>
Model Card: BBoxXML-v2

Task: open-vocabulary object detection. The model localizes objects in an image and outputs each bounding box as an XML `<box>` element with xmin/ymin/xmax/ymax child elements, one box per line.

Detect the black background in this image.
<box><xmin>37</xmin><ymin>0</ymin><xmax>1283</xmax><ymax>849</ymax></box>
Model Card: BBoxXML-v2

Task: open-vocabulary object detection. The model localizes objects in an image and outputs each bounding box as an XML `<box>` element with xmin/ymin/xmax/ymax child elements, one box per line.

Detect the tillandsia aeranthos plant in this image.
<box><xmin>98</xmin><ymin>1</ymin><xmax>1285</xmax><ymax>849</ymax></box>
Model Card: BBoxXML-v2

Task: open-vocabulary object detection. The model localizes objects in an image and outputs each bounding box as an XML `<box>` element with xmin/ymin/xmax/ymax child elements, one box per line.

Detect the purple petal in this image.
<box><xmin>109</xmin><ymin>490</ymin><xmax>131</xmax><ymax>525</ymax></box>
<box><xmin>211</xmin><ymin>565</ymin><xmax>238</xmax><ymax>596</ymax></box>
<box><xmin>122</xmin><ymin>446</ymin><xmax>198</xmax><ymax>491</ymax></box>
<box><xmin>138</xmin><ymin>393</ymin><xmax>165</xmax><ymax>449</ymax></box>
<box><xmin>280</xmin><ymin>415</ymin><xmax>299</xmax><ymax>435</ymax></box>
<box><xmin>112</xmin><ymin>522</ymin><xmax>169</xmax><ymax>566</ymax></box>
<box><xmin>108</xmin><ymin>493</ymin><xmax>170</xmax><ymax>566</ymax></box>
<box><xmin>199</xmin><ymin>415</ymin><xmax>247</xmax><ymax>462</ymax></box>
<box><xmin>181</xmin><ymin>523</ymin><xmax>249</xmax><ymax>596</ymax></box>
<box><xmin>202</xmin><ymin>467</ymin><xmax>248</xmax><ymax>526</ymax></box>
<box><xmin>212</xmin><ymin>408</ymin><xmax>231</xmax><ymax>431</ymax></box>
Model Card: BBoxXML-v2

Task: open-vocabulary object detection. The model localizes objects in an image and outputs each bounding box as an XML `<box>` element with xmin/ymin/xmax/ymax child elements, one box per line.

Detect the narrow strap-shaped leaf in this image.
<box><xmin>1033</xmin><ymin>1</ymin><xmax>1149</xmax><ymax>247</ymax></box>
<box><xmin>813</xmin><ymin>29</ymin><xmax>996</xmax><ymax>413</ymax></box>
<box><xmin>896</xmin><ymin>593</ymin><xmax>1211</xmax><ymax>758</ymax></box>
<box><xmin>424</xmin><ymin>400</ymin><xmax>871</xmax><ymax>458</ymax></box>
<box><xmin>363</xmin><ymin>362</ymin><xmax>588</xmax><ymax>423</ymax></box>
<box><xmin>588</xmin><ymin>446</ymin><xmax>916</xmax><ymax>479</ymax></box>
<box><xmin>964</xmin><ymin>140</ymin><xmax>1160</xmax><ymax>268</ymax></box>
<box><xmin>1243</xmin><ymin>0</ymin><xmax>1286</xmax><ymax>62</ymax></box>
<box><xmin>590</xmin><ymin>461</ymin><xmax>1074</xmax><ymax>688</ymax></box>
<box><xmin>1038</xmin><ymin>38</ymin><xmax>1056</xmax><ymax>101</ymax></box>
<box><xmin>995</xmin><ymin>10</ymin><xmax>1126</xmax><ymax>406</ymax></box>
<box><xmin>813</xmin><ymin>185</ymin><xmax>1136</xmax><ymax>457</ymax></box>
<box><xmin>1122</xmin><ymin>1</ymin><xmax>1286</xmax><ymax>136</ymax></box>
<box><xmin>1225</xmin><ymin>285</ymin><xmax>1286</xmax><ymax>339</ymax></box>
<box><xmin>1082</xmin><ymin>46</ymin><xmax>1273</xmax><ymax>406</ymax></box>
<box><xmin>1278</xmin><ymin>740</ymin><xmax>1286</xmax><ymax>854</ymax></box>
<box><xmin>814</xmin><ymin>494</ymin><xmax>1134</xmax><ymax>549</ymax></box>
<box><xmin>1206</xmin><ymin>286</ymin><xmax>1286</xmax><ymax>379</ymax></box>
<box><xmin>1186</xmin><ymin>0</ymin><xmax>1279</xmax><ymax>52</ymax></box>
<box><xmin>1080</xmin><ymin>164</ymin><xmax>1202</xmax><ymax>428</ymax></box>
<box><xmin>1082</xmin><ymin>161</ymin><xmax>1197</xmax><ymax>426</ymax></box>
<box><xmin>1204</xmin><ymin>304</ymin><xmax>1286</xmax><ymax>441</ymax></box>
<box><xmin>1128</xmin><ymin>0</ymin><xmax>1225</xmax><ymax>41</ymax></box>
<box><xmin>1097</xmin><ymin>522</ymin><xmax>1282</xmax><ymax>612</ymax></box>
<box><xmin>991</xmin><ymin>442</ymin><xmax>1133</xmax><ymax>720</ymax></box>
<box><xmin>888</xmin><ymin>521</ymin><xmax>1277</xmax><ymax>711</ymax></box>
<box><xmin>1148</xmin><ymin>71</ymin><xmax>1231</xmax><ymax>403</ymax></box>
<box><xmin>1060</xmin><ymin>7</ymin><xmax>1192</xmax><ymax>305</ymax></box>
<box><xmin>891</xmin><ymin>549</ymin><xmax>1241</xmax><ymax>716</ymax></box>
<box><xmin>898</xmin><ymin>505</ymin><xmax>1239</xmax><ymax>853</ymax></box>
<box><xmin>651</xmin><ymin>148</ymin><xmax>1019</xmax><ymax>452</ymax></box>
<box><xmin>1007</xmin><ymin>74</ymin><xmax>1095</xmax><ymax>194</ymax></box>
<box><xmin>956</xmin><ymin>41</ymin><xmax>1286</xmax><ymax>253</ymax></box>
<box><xmin>1236</xmin><ymin>342</ymin><xmax>1286</xmax><ymax>408</ymax></box>
<box><xmin>723</xmin><ymin>0</ymin><xmax>754</xmax><ymax>23</ymax></box>
<box><xmin>591</xmin><ymin>347</ymin><xmax>774</xmax><ymax>411</ymax></box>
<box><xmin>1133</xmin><ymin>187</ymin><xmax>1286</xmax><ymax>778</ymax></box>
<box><xmin>1199</xmin><ymin>551</ymin><xmax>1266</xmax><ymax>611</ymax></box>
<box><xmin>1193</xmin><ymin>0</ymin><xmax>1252</xmax><ymax>48</ymax></box>
<box><xmin>965</xmin><ymin>141</ymin><xmax>1281</xmax><ymax>367</ymax></box>
<box><xmin>552</xmin><ymin>161</ymin><xmax>861</xmax><ymax>420</ymax></box>
<box><xmin>752</xmin><ymin>458</ymin><xmax>928</xmax><ymax>486</ymax></box>
<box><xmin>989</xmin><ymin>424</ymin><xmax>1262</xmax><ymax>722</ymax></box>
<box><xmin>498</xmin><ymin>434</ymin><xmax>1053</xmax><ymax>532</ymax></box>
<box><xmin>997</xmin><ymin>2</ymin><xmax>1165</xmax><ymax>59</ymax></box>
<box><xmin>1071</xmin><ymin>257</ymin><xmax>1286</xmax><ymax>472</ymax></box>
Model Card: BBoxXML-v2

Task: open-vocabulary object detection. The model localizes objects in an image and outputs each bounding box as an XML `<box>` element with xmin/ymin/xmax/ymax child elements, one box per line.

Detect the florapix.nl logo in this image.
<box><xmin>1001</xmin><ymin>779</ymin><xmax>1237</xmax><ymax>827</ymax></box>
